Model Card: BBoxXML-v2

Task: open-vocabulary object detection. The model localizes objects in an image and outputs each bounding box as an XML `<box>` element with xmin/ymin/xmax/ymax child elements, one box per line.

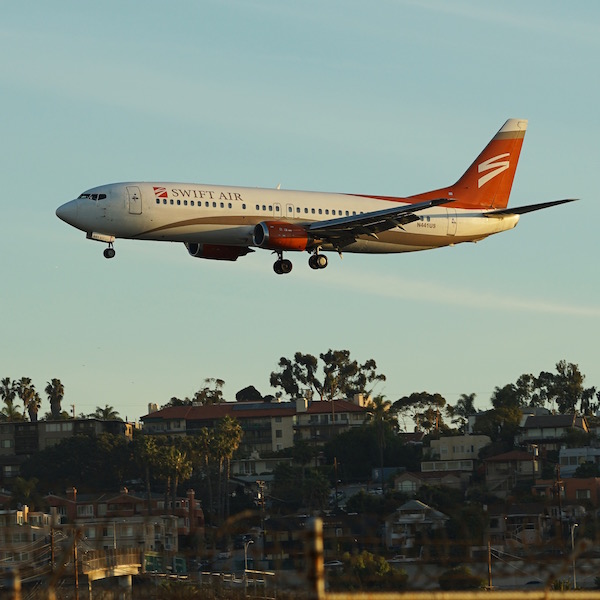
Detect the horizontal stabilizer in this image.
<box><xmin>484</xmin><ymin>198</ymin><xmax>577</xmax><ymax>217</ymax></box>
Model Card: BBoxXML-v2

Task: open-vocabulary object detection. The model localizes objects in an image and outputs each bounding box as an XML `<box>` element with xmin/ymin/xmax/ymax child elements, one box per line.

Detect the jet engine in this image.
<box><xmin>253</xmin><ymin>221</ymin><xmax>310</xmax><ymax>251</ymax></box>
<box><xmin>185</xmin><ymin>243</ymin><xmax>252</xmax><ymax>261</ymax></box>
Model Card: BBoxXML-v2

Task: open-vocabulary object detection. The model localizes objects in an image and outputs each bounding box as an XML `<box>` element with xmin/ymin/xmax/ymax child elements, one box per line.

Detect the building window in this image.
<box><xmin>276</xmin><ymin>430</ymin><xmax>282</xmax><ymax>438</ymax></box>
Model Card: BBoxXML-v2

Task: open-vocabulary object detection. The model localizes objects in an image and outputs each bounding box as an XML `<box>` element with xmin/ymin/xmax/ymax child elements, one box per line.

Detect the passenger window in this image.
<box><xmin>220</xmin><ymin>202</ymin><xmax>224</xmax><ymax>208</ymax></box>
<box><xmin>345</xmin><ymin>211</ymin><xmax>349</xmax><ymax>216</ymax></box>
<box><xmin>177</xmin><ymin>200</ymin><xmax>181</xmax><ymax>205</ymax></box>
<box><xmin>262</xmin><ymin>205</ymin><xmax>266</xmax><ymax>211</ymax></box>
<box><xmin>275</xmin><ymin>205</ymin><xmax>280</xmax><ymax>212</ymax></box>
<box><xmin>212</xmin><ymin>202</ymin><xmax>217</xmax><ymax>207</ymax></box>
<box><xmin>170</xmin><ymin>199</ymin><xmax>174</xmax><ymax>205</ymax></box>
<box><xmin>325</xmin><ymin>209</ymin><xmax>329</xmax><ymax>215</ymax></box>
<box><xmin>163</xmin><ymin>199</ymin><xmax>167</xmax><ymax>205</ymax></box>
<box><xmin>304</xmin><ymin>208</ymin><xmax>308</xmax><ymax>214</ymax></box>
<box><xmin>156</xmin><ymin>199</ymin><xmax>160</xmax><ymax>205</ymax></box>
<box><xmin>242</xmin><ymin>204</ymin><xmax>246</xmax><ymax>210</ymax></box>
<box><xmin>184</xmin><ymin>200</ymin><xmax>188</xmax><ymax>206</ymax></box>
<box><xmin>311</xmin><ymin>208</ymin><xmax>315</xmax><ymax>214</ymax></box>
<box><xmin>268</xmin><ymin>205</ymin><xmax>273</xmax><ymax>211</ymax></box>
<box><xmin>228</xmin><ymin>203</ymin><xmax>232</xmax><ymax>209</ymax></box>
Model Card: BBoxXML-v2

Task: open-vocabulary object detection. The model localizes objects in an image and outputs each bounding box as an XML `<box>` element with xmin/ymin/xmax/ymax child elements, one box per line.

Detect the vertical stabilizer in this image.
<box><xmin>412</xmin><ymin>119</ymin><xmax>527</xmax><ymax>210</ymax></box>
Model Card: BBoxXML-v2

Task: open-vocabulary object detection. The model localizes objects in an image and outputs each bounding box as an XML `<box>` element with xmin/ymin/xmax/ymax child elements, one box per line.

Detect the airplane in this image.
<box><xmin>56</xmin><ymin>118</ymin><xmax>575</xmax><ymax>274</ymax></box>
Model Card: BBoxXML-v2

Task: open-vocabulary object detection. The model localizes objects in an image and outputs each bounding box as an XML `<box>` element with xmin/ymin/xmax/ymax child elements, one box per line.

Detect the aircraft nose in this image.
<box><xmin>56</xmin><ymin>200</ymin><xmax>78</xmax><ymax>225</ymax></box>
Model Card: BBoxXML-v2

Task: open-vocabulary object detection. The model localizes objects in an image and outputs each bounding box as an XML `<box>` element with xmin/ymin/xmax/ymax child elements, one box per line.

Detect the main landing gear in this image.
<box><xmin>103</xmin><ymin>243</ymin><xmax>116</xmax><ymax>259</ymax></box>
<box><xmin>308</xmin><ymin>252</ymin><xmax>328</xmax><ymax>270</ymax></box>
<box><xmin>272</xmin><ymin>250</ymin><xmax>329</xmax><ymax>274</ymax></box>
<box><xmin>273</xmin><ymin>251</ymin><xmax>293</xmax><ymax>274</ymax></box>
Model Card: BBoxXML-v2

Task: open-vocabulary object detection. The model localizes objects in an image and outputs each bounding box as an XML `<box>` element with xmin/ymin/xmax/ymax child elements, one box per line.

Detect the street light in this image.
<box><xmin>244</xmin><ymin>539</ymin><xmax>254</xmax><ymax>572</ymax></box>
<box><xmin>571</xmin><ymin>523</ymin><xmax>578</xmax><ymax>589</ymax></box>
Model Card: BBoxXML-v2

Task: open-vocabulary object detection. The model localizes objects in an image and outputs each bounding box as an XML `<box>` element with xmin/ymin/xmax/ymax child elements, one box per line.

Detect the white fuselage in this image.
<box><xmin>56</xmin><ymin>181</ymin><xmax>520</xmax><ymax>254</ymax></box>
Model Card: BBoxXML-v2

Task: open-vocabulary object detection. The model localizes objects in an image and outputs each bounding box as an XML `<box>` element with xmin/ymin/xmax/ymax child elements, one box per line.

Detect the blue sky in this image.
<box><xmin>1</xmin><ymin>0</ymin><xmax>598</xmax><ymax>423</ymax></box>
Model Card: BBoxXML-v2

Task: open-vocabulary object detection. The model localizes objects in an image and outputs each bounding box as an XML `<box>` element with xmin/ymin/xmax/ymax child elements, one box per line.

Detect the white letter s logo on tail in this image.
<box><xmin>478</xmin><ymin>153</ymin><xmax>510</xmax><ymax>188</ymax></box>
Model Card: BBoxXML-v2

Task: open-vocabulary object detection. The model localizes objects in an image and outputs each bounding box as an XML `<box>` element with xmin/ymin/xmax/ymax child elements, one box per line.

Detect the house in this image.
<box><xmin>420</xmin><ymin>434</ymin><xmax>490</xmax><ymax>486</ymax></box>
<box><xmin>141</xmin><ymin>395</ymin><xmax>370</xmax><ymax>458</ymax></box>
<box><xmin>0</xmin><ymin>418</ymin><xmax>135</xmax><ymax>485</ymax></box>
<box><xmin>486</xmin><ymin>503</ymin><xmax>550</xmax><ymax>549</ymax></box>
<box><xmin>535</xmin><ymin>477</ymin><xmax>600</xmax><ymax>507</ymax></box>
<box><xmin>515</xmin><ymin>414</ymin><xmax>589</xmax><ymax>453</ymax></box>
<box><xmin>384</xmin><ymin>499</ymin><xmax>448</xmax><ymax>552</ymax></box>
<box><xmin>293</xmin><ymin>395</ymin><xmax>369</xmax><ymax>445</ymax></box>
<box><xmin>141</xmin><ymin>399</ymin><xmax>296</xmax><ymax>456</ymax></box>
<box><xmin>559</xmin><ymin>446</ymin><xmax>600</xmax><ymax>478</ymax></box>
<box><xmin>484</xmin><ymin>450</ymin><xmax>538</xmax><ymax>499</ymax></box>
<box><xmin>44</xmin><ymin>487</ymin><xmax>204</xmax><ymax>552</ymax></box>
<box><xmin>0</xmin><ymin>507</ymin><xmax>54</xmax><ymax>578</ymax></box>
<box><xmin>393</xmin><ymin>471</ymin><xmax>463</xmax><ymax>495</ymax></box>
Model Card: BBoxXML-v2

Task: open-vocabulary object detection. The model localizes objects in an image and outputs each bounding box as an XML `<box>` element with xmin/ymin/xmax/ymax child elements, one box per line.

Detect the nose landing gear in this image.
<box><xmin>103</xmin><ymin>243</ymin><xmax>116</xmax><ymax>259</ymax></box>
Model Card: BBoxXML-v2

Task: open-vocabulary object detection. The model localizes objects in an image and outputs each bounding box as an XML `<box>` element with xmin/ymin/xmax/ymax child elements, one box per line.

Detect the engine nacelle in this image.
<box><xmin>185</xmin><ymin>243</ymin><xmax>252</xmax><ymax>261</ymax></box>
<box><xmin>253</xmin><ymin>221</ymin><xmax>310</xmax><ymax>251</ymax></box>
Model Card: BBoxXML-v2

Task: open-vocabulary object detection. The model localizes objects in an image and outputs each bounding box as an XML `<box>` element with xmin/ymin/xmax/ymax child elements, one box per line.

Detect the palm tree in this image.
<box><xmin>215</xmin><ymin>416</ymin><xmax>243</xmax><ymax>519</ymax></box>
<box><xmin>365</xmin><ymin>395</ymin><xmax>397</xmax><ymax>486</ymax></box>
<box><xmin>0</xmin><ymin>378</ymin><xmax>21</xmax><ymax>422</ymax></box>
<box><xmin>45</xmin><ymin>379</ymin><xmax>65</xmax><ymax>419</ymax></box>
<box><xmin>190</xmin><ymin>428</ymin><xmax>215</xmax><ymax>520</ymax></box>
<box><xmin>91</xmin><ymin>405</ymin><xmax>121</xmax><ymax>420</ymax></box>
<box><xmin>16</xmin><ymin>378</ymin><xmax>40</xmax><ymax>421</ymax></box>
<box><xmin>167</xmin><ymin>445</ymin><xmax>193</xmax><ymax>515</ymax></box>
<box><xmin>133</xmin><ymin>435</ymin><xmax>159</xmax><ymax>515</ymax></box>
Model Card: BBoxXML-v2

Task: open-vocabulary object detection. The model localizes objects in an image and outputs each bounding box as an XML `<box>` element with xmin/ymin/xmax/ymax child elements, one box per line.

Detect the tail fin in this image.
<box><xmin>412</xmin><ymin>119</ymin><xmax>528</xmax><ymax>210</ymax></box>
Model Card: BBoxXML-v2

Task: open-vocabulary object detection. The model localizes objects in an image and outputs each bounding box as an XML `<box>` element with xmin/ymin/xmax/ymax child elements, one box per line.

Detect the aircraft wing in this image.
<box><xmin>484</xmin><ymin>198</ymin><xmax>577</xmax><ymax>217</ymax></box>
<box><xmin>307</xmin><ymin>198</ymin><xmax>451</xmax><ymax>245</ymax></box>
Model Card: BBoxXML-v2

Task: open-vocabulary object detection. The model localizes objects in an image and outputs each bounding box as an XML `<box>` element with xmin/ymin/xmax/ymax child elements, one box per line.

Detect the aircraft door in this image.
<box><xmin>286</xmin><ymin>203</ymin><xmax>295</xmax><ymax>220</ymax></box>
<box><xmin>447</xmin><ymin>207</ymin><xmax>457</xmax><ymax>236</ymax></box>
<box><xmin>127</xmin><ymin>186</ymin><xmax>142</xmax><ymax>215</ymax></box>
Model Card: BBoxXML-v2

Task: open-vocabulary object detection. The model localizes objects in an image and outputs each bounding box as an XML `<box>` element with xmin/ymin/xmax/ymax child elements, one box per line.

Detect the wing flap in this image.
<box><xmin>307</xmin><ymin>198</ymin><xmax>451</xmax><ymax>243</ymax></box>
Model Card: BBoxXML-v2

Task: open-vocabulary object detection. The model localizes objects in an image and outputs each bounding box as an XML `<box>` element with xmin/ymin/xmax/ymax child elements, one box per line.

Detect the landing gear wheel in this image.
<box><xmin>103</xmin><ymin>247</ymin><xmax>116</xmax><ymax>259</ymax></box>
<box><xmin>309</xmin><ymin>253</ymin><xmax>328</xmax><ymax>269</ymax></box>
<box><xmin>273</xmin><ymin>259</ymin><xmax>292</xmax><ymax>274</ymax></box>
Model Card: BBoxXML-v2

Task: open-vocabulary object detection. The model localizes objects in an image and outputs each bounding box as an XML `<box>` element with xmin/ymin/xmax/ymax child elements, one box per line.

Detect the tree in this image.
<box><xmin>45</xmin><ymin>379</ymin><xmax>65</xmax><ymax>419</ymax></box>
<box><xmin>214</xmin><ymin>416</ymin><xmax>243</xmax><ymax>519</ymax></box>
<box><xmin>16</xmin><ymin>378</ymin><xmax>41</xmax><ymax>422</ymax></box>
<box><xmin>188</xmin><ymin>428</ymin><xmax>216</xmax><ymax>521</ymax></box>
<box><xmin>132</xmin><ymin>434</ymin><xmax>160</xmax><ymax>514</ymax></box>
<box><xmin>192</xmin><ymin>378</ymin><xmax>226</xmax><ymax>405</ymax></box>
<box><xmin>12</xmin><ymin>477</ymin><xmax>42</xmax><ymax>511</ymax></box>
<box><xmin>270</xmin><ymin>349</ymin><xmax>385</xmax><ymax>401</ymax></box>
<box><xmin>536</xmin><ymin>361</ymin><xmax>597</xmax><ymax>414</ymax></box>
<box><xmin>91</xmin><ymin>405</ymin><xmax>121</xmax><ymax>420</ymax></box>
<box><xmin>0</xmin><ymin>378</ymin><xmax>22</xmax><ymax>422</ymax></box>
<box><xmin>364</xmin><ymin>395</ymin><xmax>397</xmax><ymax>482</ymax></box>
<box><xmin>165</xmin><ymin>445</ymin><xmax>192</xmax><ymax>515</ymax></box>
<box><xmin>393</xmin><ymin>392</ymin><xmax>448</xmax><ymax>433</ymax></box>
<box><xmin>445</xmin><ymin>393</ymin><xmax>477</xmax><ymax>433</ymax></box>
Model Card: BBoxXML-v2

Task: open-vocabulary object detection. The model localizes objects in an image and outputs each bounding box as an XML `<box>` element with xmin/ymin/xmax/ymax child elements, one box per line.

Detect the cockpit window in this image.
<box><xmin>78</xmin><ymin>193</ymin><xmax>107</xmax><ymax>200</ymax></box>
